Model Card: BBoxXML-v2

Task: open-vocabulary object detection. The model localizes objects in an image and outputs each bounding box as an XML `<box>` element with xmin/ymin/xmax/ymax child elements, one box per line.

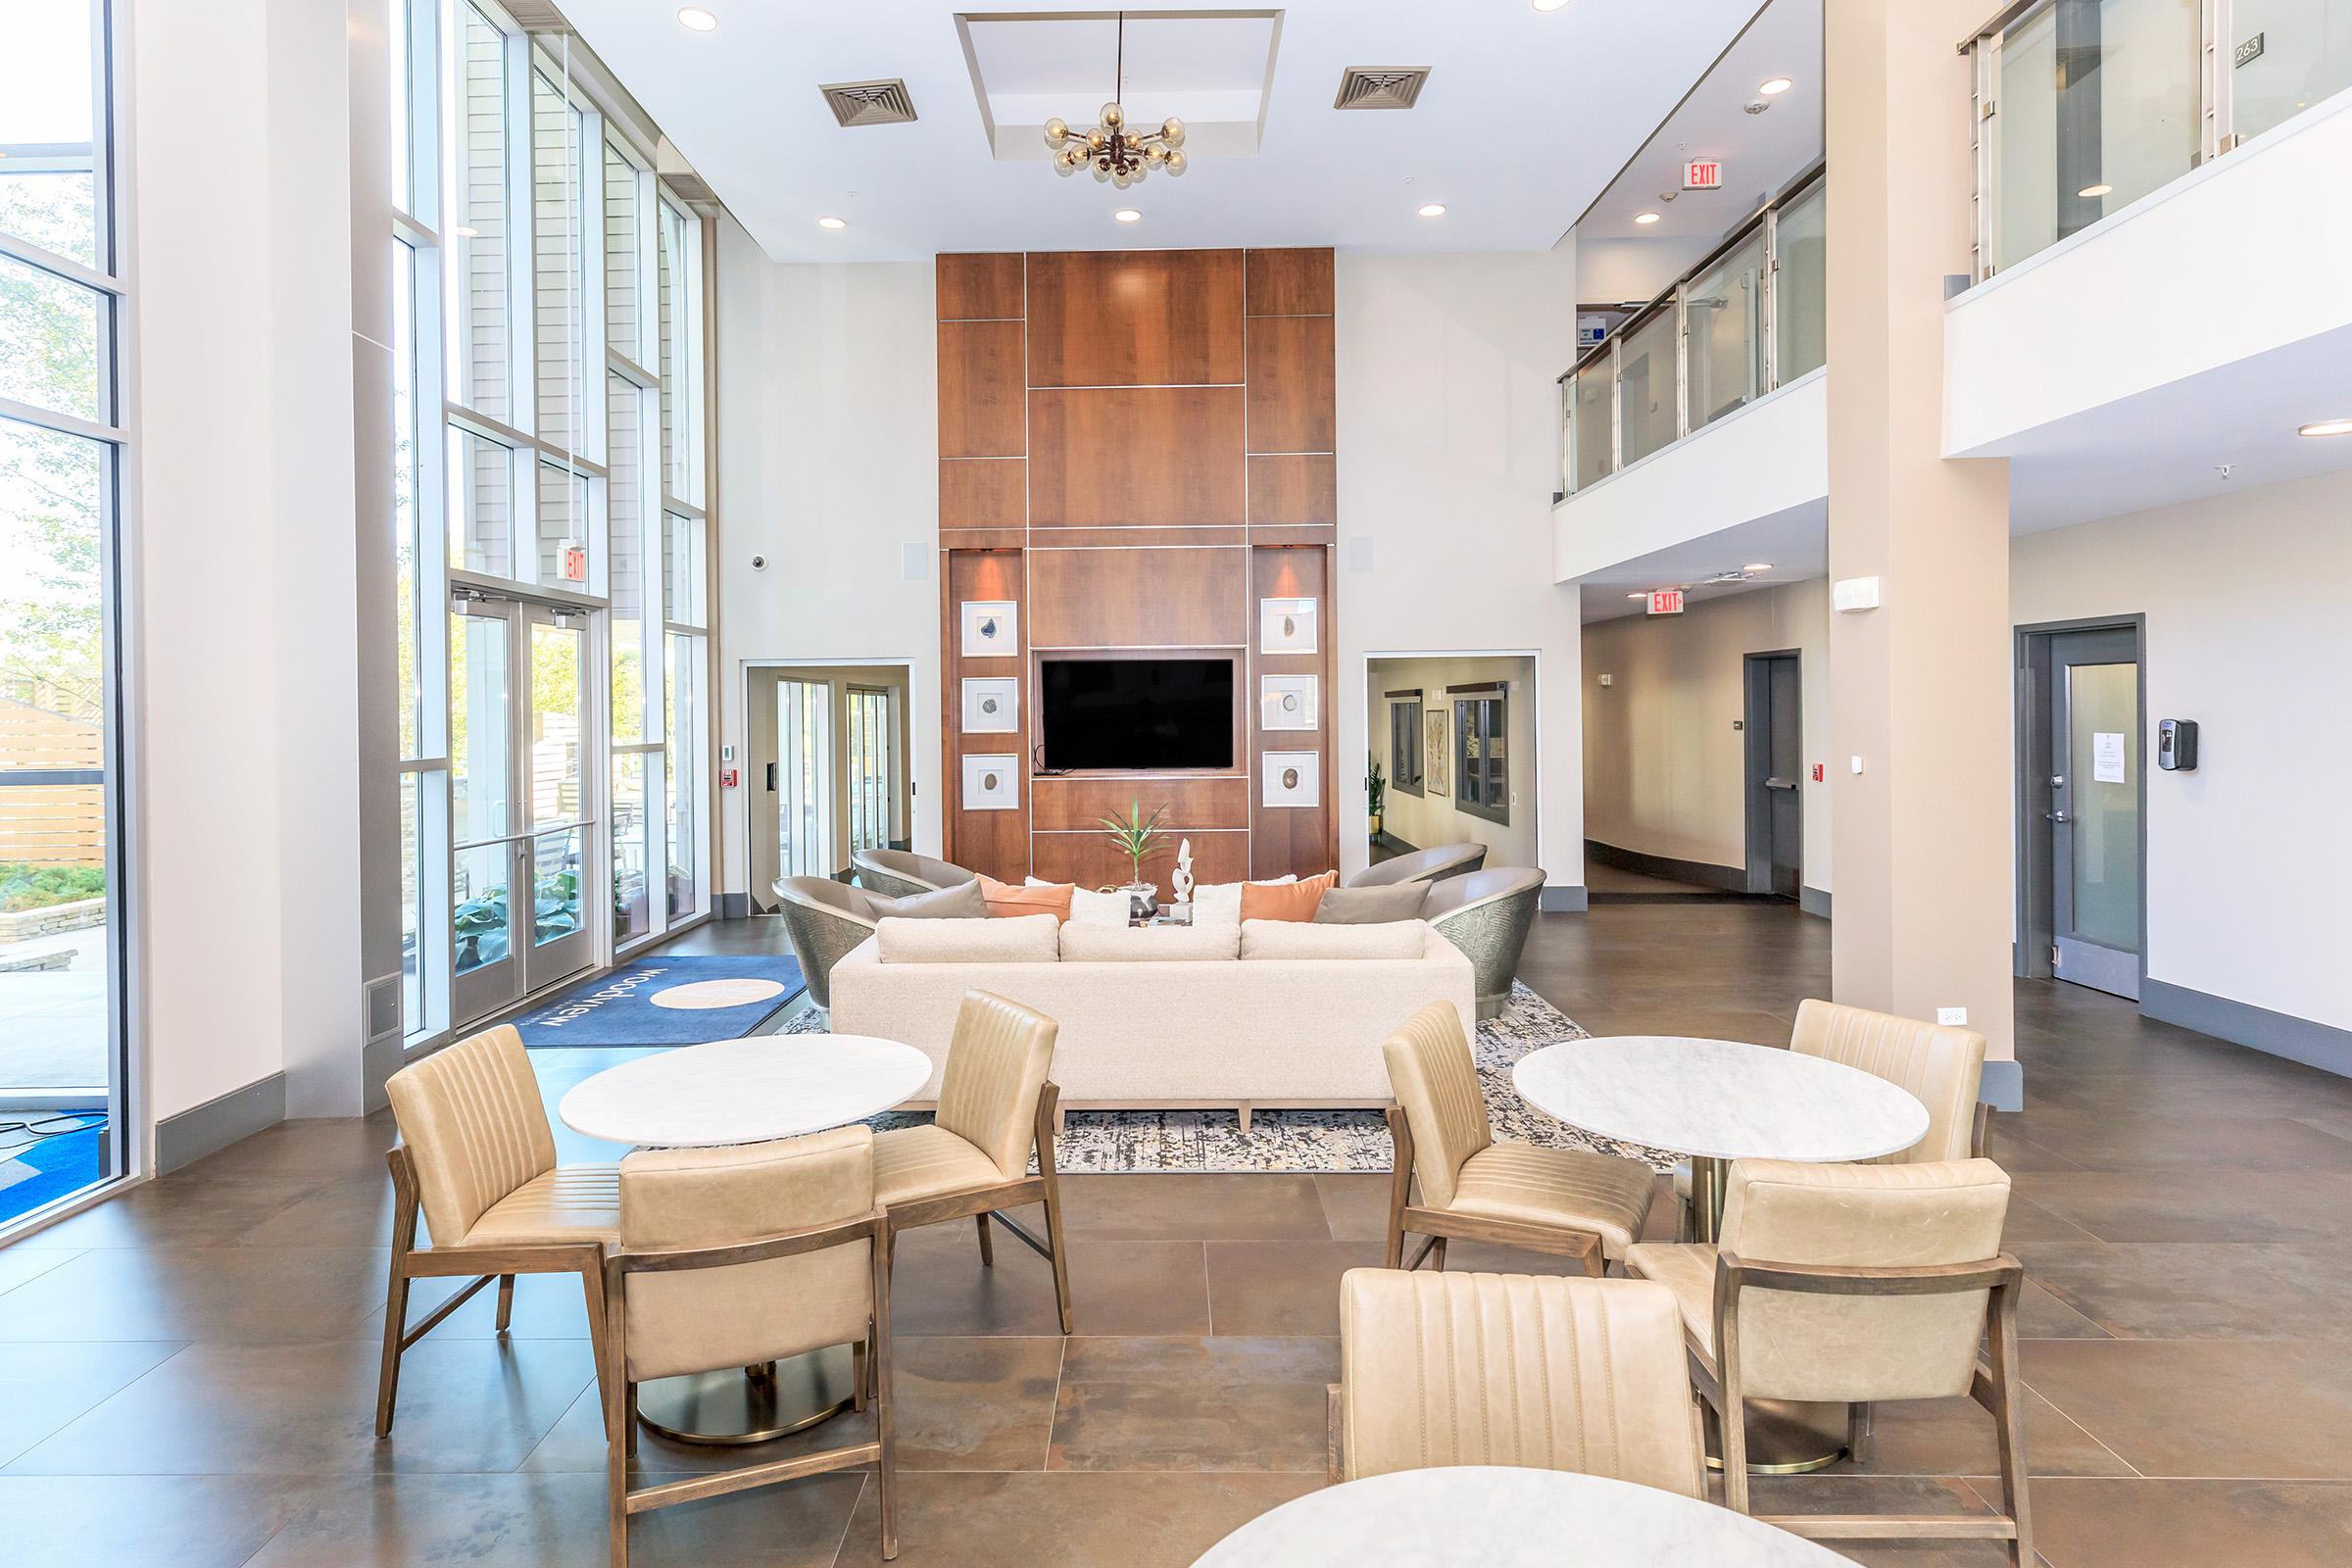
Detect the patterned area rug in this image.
<box><xmin>776</xmin><ymin>982</ymin><xmax>1678</xmax><ymax>1175</ymax></box>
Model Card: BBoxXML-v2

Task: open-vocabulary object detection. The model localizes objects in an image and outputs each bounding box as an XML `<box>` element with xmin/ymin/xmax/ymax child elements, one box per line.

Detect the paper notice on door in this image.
<box><xmin>2093</xmin><ymin>731</ymin><xmax>2127</xmax><ymax>784</ymax></box>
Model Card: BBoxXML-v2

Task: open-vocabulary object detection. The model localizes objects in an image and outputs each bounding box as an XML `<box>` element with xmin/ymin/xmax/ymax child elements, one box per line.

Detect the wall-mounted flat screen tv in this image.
<box><xmin>1040</xmin><ymin>658</ymin><xmax>1235</xmax><ymax>770</ymax></box>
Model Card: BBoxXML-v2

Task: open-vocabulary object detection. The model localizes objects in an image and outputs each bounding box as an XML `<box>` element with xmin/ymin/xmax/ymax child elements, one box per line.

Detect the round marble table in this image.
<box><xmin>1192</xmin><ymin>1467</ymin><xmax>1856</xmax><ymax>1567</ymax></box>
<box><xmin>559</xmin><ymin>1033</ymin><xmax>931</xmax><ymax>1445</ymax></box>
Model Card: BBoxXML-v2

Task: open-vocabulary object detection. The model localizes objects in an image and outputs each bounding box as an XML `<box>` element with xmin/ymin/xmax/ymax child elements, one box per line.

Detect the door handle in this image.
<box><xmin>1764</xmin><ymin>777</ymin><xmax>1798</xmax><ymax>791</ymax></box>
<box><xmin>2046</xmin><ymin>810</ymin><xmax>2071</xmax><ymax>823</ymax></box>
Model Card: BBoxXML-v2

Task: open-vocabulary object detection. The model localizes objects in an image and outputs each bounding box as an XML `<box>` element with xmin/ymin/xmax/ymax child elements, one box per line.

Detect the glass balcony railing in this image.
<box><xmin>1967</xmin><ymin>0</ymin><xmax>2352</xmax><ymax>277</ymax></box>
<box><xmin>1557</xmin><ymin>167</ymin><xmax>1825</xmax><ymax>498</ymax></box>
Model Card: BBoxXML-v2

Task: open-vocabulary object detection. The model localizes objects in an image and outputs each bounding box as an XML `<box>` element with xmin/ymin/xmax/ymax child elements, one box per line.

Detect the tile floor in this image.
<box><xmin>5</xmin><ymin>903</ymin><xmax>2352</xmax><ymax>1564</ymax></box>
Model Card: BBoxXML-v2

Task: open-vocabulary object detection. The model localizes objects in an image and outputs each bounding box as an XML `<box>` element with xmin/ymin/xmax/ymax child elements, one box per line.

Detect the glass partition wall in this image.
<box><xmin>0</xmin><ymin>0</ymin><xmax>131</xmax><ymax>1227</ymax></box>
<box><xmin>1558</xmin><ymin>167</ymin><xmax>1826</xmax><ymax>496</ymax></box>
<box><xmin>391</xmin><ymin>0</ymin><xmax>712</xmax><ymax>1046</ymax></box>
<box><xmin>1968</xmin><ymin>0</ymin><xmax>2352</xmax><ymax>277</ymax></box>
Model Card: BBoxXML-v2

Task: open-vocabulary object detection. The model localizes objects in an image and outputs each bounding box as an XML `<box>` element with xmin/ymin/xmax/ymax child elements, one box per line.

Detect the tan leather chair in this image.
<box><xmin>604</xmin><ymin>1126</ymin><xmax>897</xmax><ymax>1565</ymax></box>
<box><xmin>378</xmin><ymin>1024</ymin><xmax>617</xmax><ymax>1439</ymax></box>
<box><xmin>872</xmin><ymin>991</ymin><xmax>1072</xmax><ymax>1334</ymax></box>
<box><xmin>1675</xmin><ymin>1000</ymin><xmax>1990</xmax><ymax>1235</ymax></box>
<box><xmin>1626</xmin><ymin>1158</ymin><xmax>2030</xmax><ymax>1564</ymax></box>
<box><xmin>1328</xmin><ymin>1268</ymin><xmax>1705</xmax><ymax>1494</ymax></box>
<box><xmin>1382</xmin><ymin>1002</ymin><xmax>1656</xmax><ymax>1278</ymax></box>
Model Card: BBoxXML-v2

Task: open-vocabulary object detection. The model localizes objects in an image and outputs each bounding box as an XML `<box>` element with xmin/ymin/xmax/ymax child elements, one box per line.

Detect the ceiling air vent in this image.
<box><xmin>820</xmin><ymin>78</ymin><xmax>918</xmax><ymax>128</ymax></box>
<box><xmin>1334</xmin><ymin>67</ymin><xmax>1430</xmax><ymax>111</ymax></box>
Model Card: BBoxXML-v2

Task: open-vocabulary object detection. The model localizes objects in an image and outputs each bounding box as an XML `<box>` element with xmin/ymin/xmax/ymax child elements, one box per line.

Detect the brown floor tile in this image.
<box><xmin>1048</xmin><ymin>1336</ymin><xmax>1338</xmax><ymax>1472</ymax></box>
<box><xmin>886</xmin><ymin>1225</ymin><xmax>1209</xmax><ymax>1337</ymax></box>
<box><xmin>180</xmin><ymin>1116</ymin><xmax>401</xmax><ymax>1179</ymax></box>
<box><xmin>2030</xmin><ymin>1477</ymin><xmax>2352</xmax><ymax>1568</ymax></box>
<box><xmin>0</xmin><ymin>1242</ymin><xmax>78</xmax><ymax>1291</ymax></box>
<box><xmin>833</xmin><ymin>1470</ymin><xmax>1324</xmax><ymax>1567</ymax></box>
<box><xmin>2006</xmin><ymin>1112</ymin><xmax>2352</xmax><ymax>1175</ymax></box>
<box><xmin>2015</xmin><ymin>1279</ymin><xmax>2112</xmax><ymax>1341</ymax></box>
<box><xmin>1204</xmin><ymin>1240</ymin><xmax>1387</xmax><ymax>1336</ymax></box>
<box><xmin>236</xmin><ymin>1177</ymin><xmax>399</xmax><ymax>1249</ymax></box>
<box><xmin>362</xmin><ymin>1265</ymin><xmax>601</xmax><ymax>1341</ymax></box>
<box><xmin>1837</xmin><ymin>1387</ymin><xmax>2133</xmax><ymax>1479</ymax></box>
<box><xmin>0</xmin><ymin>1245</ymin><xmax>390</xmax><ymax>1343</ymax></box>
<box><xmin>2023</xmin><ymin>1339</ymin><xmax>2352</xmax><ymax>1479</ymax></box>
<box><xmin>14</xmin><ymin>1170</ymin><xmax>322</xmax><ymax>1250</ymax></box>
<box><xmin>1742</xmin><ymin>1474</ymin><xmax>2014</xmax><ymax>1565</ymax></box>
<box><xmin>2014</xmin><ymin>1168</ymin><xmax>2352</xmax><ymax>1246</ymax></box>
<box><xmin>1054</xmin><ymin>1173</ymin><xmax>1332</xmax><ymax>1241</ymax></box>
<box><xmin>2001</xmin><ymin>1195</ymin><xmax>2103</xmax><ymax>1248</ymax></box>
<box><xmin>0</xmin><ymin>1339</ymin><xmax>185</xmax><ymax>1466</ymax></box>
<box><xmin>242</xmin><ymin>1470</ymin><xmax>862</xmax><ymax>1567</ymax></box>
<box><xmin>5</xmin><ymin>1336</ymin><xmax>593</xmax><ymax>1475</ymax></box>
<box><xmin>0</xmin><ymin>1473</ymin><xmax>315</xmax><ymax>1568</ymax></box>
<box><xmin>894</xmin><ymin>1335</ymin><xmax>1064</xmax><ymax>1470</ymax></box>
<box><xmin>2022</xmin><ymin>1242</ymin><xmax>2352</xmax><ymax>1340</ymax></box>
<box><xmin>1311</xmin><ymin>1174</ymin><xmax>1390</xmax><ymax>1241</ymax></box>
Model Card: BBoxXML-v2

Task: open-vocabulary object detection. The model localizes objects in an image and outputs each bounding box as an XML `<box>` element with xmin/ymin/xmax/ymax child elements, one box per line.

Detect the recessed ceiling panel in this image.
<box><xmin>958</xmin><ymin>11</ymin><xmax>1281</xmax><ymax>161</ymax></box>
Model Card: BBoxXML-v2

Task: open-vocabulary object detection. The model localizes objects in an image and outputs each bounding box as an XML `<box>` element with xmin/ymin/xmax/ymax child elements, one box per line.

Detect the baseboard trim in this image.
<box><xmin>157</xmin><ymin>1072</ymin><xmax>285</xmax><ymax>1174</ymax></box>
<box><xmin>1584</xmin><ymin>839</ymin><xmax>1749</xmax><ymax>895</ymax></box>
<box><xmin>1799</xmin><ymin>886</ymin><xmax>1832</xmax><ymax>919</ymax></box>
<box><xmin>717</xmin><ymin>891</ymin><xmax>750</xmax><ymax>920</ymax></box>
<box><xmin>1540</xmin><ymin>886</ymin><xmax>1589</xmax><ymax>913</ymax></box>
<box><xmin>2142</xmin><ymin>977</ymin><xmax>2352</xmax><ymax>1079</ymax></box>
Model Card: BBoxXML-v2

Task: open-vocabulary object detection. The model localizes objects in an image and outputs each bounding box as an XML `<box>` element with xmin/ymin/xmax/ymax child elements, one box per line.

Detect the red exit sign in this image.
<box><xmin>1647</xmin><ymin>589</ymin><xmax>1685</xmax><ymax>615</ymax></box>
<box><xmin>1683</xmin><ymin>160</ymin><xmax>1723</xmax><ymax>191</ymax></box>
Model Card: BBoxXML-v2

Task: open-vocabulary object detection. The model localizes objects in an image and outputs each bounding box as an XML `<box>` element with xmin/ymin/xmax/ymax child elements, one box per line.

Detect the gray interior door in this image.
<box><xmin>1744</xmin><ymin>652</ymin><xmax>1803</xmax><ymax>900</ymax></box>
<box><xmin>2047</xmin><ymin>627</ymin><xmax>2141</xmax><ymax>999</ymax></box>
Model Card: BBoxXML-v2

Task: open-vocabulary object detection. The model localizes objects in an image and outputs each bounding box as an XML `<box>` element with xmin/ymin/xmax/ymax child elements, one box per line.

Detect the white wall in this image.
<box><xmin>2011</xmin><ymin>468</ymin><xmax>2352</xmax><ymax>1034</ymax></box>
<box><xmin>1367</xmin><ymin>656</ymin><xmax>1540</xmax><ymax>869</ymax></box>
<box><xmin>713</xmin><ymin>220</ymin><xmax>941</xmax><ymax>903</ymax></box>
<box><xmin>1576</xmin><ymin>234</ymin><xmax>1717</xmax><ymax>305</ymax></box>
<box><xmin>1579</xmin><ymin>579</ymin><xmax>1833</xmax><ymax>894</ymax></box>
<box><xmin>130</xmin><ymin>0</ymin><xmax>368</xmax><ymax>1126</ymax></box>
<box><xmin>1336</xmin><ymin>248</ymin><xmax>1586</xmax><ymax>895</ymax></box>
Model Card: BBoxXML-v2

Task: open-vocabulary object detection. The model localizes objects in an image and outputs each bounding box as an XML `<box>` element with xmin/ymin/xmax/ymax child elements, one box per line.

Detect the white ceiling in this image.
<box><xmin>959</xmin><ymin>12</ymin><xmax>1281</xmax><ymax>162</ymax></box>
<box><xmin>1573</xmin><ymin>0</ymin><xmax>1819</xmax><ymax>276</ymax></box>
<box><xmin>1575</xmin><ymin>500</ymin><xmax>1828</xmax><ymax>622</ymax></box>
<box><xmin>557</xmin><ymin>0</ymin><xmax>1768</xmax><ymax>262</ymax></box>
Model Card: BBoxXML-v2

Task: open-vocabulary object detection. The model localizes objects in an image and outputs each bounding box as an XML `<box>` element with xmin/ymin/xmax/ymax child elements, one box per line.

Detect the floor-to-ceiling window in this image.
<box><xmin>0</xmin><ymin>0</ymin><xmax>131</xmax><ymax>1227</ymax></box>
<box><xmin>388</xmin><ymin>0</ymin><xmax>711</xmax><ymax>1043</ymax></box>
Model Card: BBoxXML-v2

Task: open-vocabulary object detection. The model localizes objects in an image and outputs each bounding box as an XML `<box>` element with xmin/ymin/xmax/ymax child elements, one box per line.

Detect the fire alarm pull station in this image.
<box><xmin>720</xmin><ymin>767</ymin><xmax>740</xmax><ymax>789</ymax></box>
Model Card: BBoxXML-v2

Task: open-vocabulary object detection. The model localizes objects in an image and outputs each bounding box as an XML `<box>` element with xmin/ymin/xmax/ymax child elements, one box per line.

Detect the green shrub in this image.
<box><xmin>0</xmin><ymin>862</ymin><xmax>108</xmax><ymax>913</ymax></box>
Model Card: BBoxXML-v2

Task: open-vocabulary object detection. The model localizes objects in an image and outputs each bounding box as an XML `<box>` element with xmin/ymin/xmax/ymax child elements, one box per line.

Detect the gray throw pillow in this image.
<box><xmin>867</xmin><ymin>879</ymin><xmax>989</xmax><ymax>919</ymax></box>
<box><xmin>1312</xmin><ymin>883</ymin><xmax>1429</xmax><ymax>924</ymax></box>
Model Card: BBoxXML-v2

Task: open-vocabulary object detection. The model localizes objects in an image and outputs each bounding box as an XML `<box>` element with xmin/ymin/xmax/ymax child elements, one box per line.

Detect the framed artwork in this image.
<box><xmin>959</xmin><ymin>600</ymin><xmax>1018</xmax><ymax>659</ymax></box>
<box><xmin>1259</xmin><ymin>674</ymin><xmax>1317</xmax><ymax>731</ymax></box>
<box><xmin>961</xmin><ymin>754</ymin><xmax>1019</xmax><ymax>810</ymax></box>
<box><xmin>1262</xmin><ymin>750</ymin><xmax>1320</xmax><ymax>808</ymax></box>
<box><xmin>1258</xmin><ymin>597</ymin><xmax>1317</xmax><ymax>654</ymax></box>
<box><xmin>960</xmin><ymin>677</ymin><xmax>1018</xmax><ymax>733</ymax></box>
<box><xmin>1423</xmin><ymin>708</ymin><xmax>1448</xmax><ymax>796</ymax></box>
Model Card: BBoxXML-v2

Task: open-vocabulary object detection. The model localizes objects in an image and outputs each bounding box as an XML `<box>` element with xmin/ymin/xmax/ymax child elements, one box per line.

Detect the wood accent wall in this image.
<box><xmin>937</xmin><ymin>248</ymin><xmax>1339</xmax><ymax>893</ymax></box>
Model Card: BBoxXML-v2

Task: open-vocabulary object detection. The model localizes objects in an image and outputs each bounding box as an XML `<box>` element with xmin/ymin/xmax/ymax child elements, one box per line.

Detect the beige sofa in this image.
<box><xmin>828</xmin><ymin>916</ymin><xmax>1477</xmax><ymax>1128</ymax></box>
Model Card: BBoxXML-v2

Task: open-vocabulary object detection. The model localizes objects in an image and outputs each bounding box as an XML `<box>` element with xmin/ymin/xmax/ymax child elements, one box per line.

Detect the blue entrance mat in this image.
<box><xmin>0</xmin><ymin>1115</ymin><xmax>107</xmax><ymax>1227</ymax></box>
<box><xmin>514</xmin><ymin>955</ymin><xmax>805</xmax><ymax>1047</ymax></box>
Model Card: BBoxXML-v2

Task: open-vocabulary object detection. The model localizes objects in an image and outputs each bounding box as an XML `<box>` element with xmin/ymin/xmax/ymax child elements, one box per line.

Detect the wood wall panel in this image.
<box><xmin>1030</xmin><ymin>774</ymin><xmax>1250</xmax><ymax>832</ymax></box>
<box><xmin>945</xmin><ymin>550</ymin><xmax>1031</xmax><ymax>882</ymax></box>
<box><xmin>939</xmin><ymin>319</ymin><xmax>1027</xmax><ymax>458</ymax></box>
<box><xmin>1038</xmin><ymin>525</ymin><xmax>1248</xmax><ymax>551</ymax></box>
<box><xmin>937</xmin><ymin>252</ymin><xmax>1025</xmax><ymax>320</ymax></box>
<box><xmin>1246</xmin><ymin>248</ymin><xmax>1335</xmax><ymax>316</ymax></box>
<box><xmin>940</xmin><ymin>459</ymin><xmax>1026</xmax><ymax>529</ymax></box>
<box><xmin>1248</xmin><ymin>454</ymin><xmax>1336</xmax><ymax>527</ymax></box>
<box><xmin>1244</xmin><ymin>315</ymin><xmax>1336</xmax><ymax>455</ymax></box>
<box><xmin>1250</xmin><ymin>544</ymin><xmax>1337</xmax><ymax>879</ymax></box>
<box><xmin>1028</xmin><ymin>387</ymin><xmax>1246</xmax><ymax>526</ymax></box>
<box><xmin>1031</xmin><ymin>828</ymin><xmax>1250</xmax><ymax>900</ymax></box>
<box><xmin>1028</xmin><ymin>546</ymin><xmax>1249</xmax><ymax>649</ymax></box>
<box><xmin>1025</xmin><ymin>250</ymin><xmax>1244</xmax><ymax>387</ymax></box>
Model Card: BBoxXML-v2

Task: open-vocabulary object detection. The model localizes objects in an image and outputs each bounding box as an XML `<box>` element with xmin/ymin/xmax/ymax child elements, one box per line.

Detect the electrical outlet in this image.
<box><xmin>1936</xmin><ymin>1006</ymin><xmax>1967</xmax><ymax>1027</ymax></box>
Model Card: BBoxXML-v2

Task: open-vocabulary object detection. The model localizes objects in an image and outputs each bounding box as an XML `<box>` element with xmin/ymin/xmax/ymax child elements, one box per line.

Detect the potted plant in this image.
<box><xmin>1098</xmin><ymin>798</ymin><xmax>1172</xmax><ymax>922</ymax></box>
<box><xmin>1366</xmin><ymin>756</ymin><xmax>1387</xmax><ymax>842</ymax></box>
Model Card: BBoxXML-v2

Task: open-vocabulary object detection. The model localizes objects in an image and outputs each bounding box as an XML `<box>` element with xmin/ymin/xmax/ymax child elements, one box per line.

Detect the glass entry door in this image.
<box><xmin>845</xmin><ymin>685</ymin><xmax>895</xmax><ymax>854</ymax></box>
<box><xmin>2046</xmin><ymin>627</ymin><xmax>2141</xmax><ymax>1000</ymax></box>
<box><xmin>776</xmin><ymin>679</ymin><xmax>833</xmax><ymax>879</ymax></box>
<box><xmin>450</xmin><ymin>597</ymin><xmax>596</xmax><ymax>1029</ymax></box>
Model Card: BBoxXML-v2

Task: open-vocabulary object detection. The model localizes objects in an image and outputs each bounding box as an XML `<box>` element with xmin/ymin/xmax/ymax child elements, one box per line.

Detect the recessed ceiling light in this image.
<box><xmin>2078</xmin><ymin>182</ymin><xmax>2113</xmax><ymax>198</ymax></box>
<box><xmin>816</xmin><ymin>215</ymin><xmax>847</xmax><ymax>230</ymax></box>
<box><xmin>1758</xmin><ymin>76</ymin><xmax>1793</xmax><ymax>95</ymax></box>
<box><xmin>454</xmin><ymin>224</ymin><xmax>479</xmax><ymax>238</ymax></box>
<box><xmin>2299</xmin><ymin>418</ymin><xmax>2352</xmax><ymax>437</ymax></box>
<box><xmin>1634</xmin><ymin>211</ymin><xmax>1661</xmax><ymax>225</ymax></box>
<box><xmin>1743</xmin><ymin>563</ymin><xmax>1773</xmax><ymax>572</ymax></box>
<box><xmin>1113</xmin><ymin>208</ymin><xmax>1142</xmax><ymax>223</ymax></box>
<box><xmin>1626</xmin><ymin>592</ymin><xmax>1646</xmax><ymax>600</ymax></box>
<box><xmin>677</xmin><ymin>7</ymin><xmax>718</xmax><ymax>31</ymax></box>
<box><xmin>1532</xmin><ymin>0</ymin><xmax>1573</xmax><ymax>11</ymax></box>
<box><xmin>1416</xmin><ymin>202</ymin><xmax>1447</xmax><ymax>219</ymax></box>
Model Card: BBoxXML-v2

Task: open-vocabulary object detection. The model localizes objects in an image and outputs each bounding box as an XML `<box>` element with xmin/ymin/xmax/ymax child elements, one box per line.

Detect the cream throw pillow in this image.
<box><xmin>1189</xmin><ymin>874</ymin><xmax>1297</xmax><ymax>928</ymax></box>
<box><xmin>1239</xmin><ymin>918</ymin><xmax>1428</xmax><ymax>961</ymax></box>
<box><xmin>876</xmin><ymin>913</ymin><xmax>1059</xmax><ymax>963</ymax></box>
<box><xmin>1057</xmin><ymin>924</ymin><xmax>1241</xmax><ymax>962</ymax></box>
<box><xmin>1030</xmin><ymin>878</ymin><xmax>1131</xmax><ymax>928</ymax></box>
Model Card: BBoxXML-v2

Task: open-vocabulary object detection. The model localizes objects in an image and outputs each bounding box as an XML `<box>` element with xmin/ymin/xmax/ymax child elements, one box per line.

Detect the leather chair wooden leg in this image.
<box><xmin>974</xmin><ymin>1210</ymin><xmax>995</xmax><ymax>1267</ymax></box>
<box><xmin>496</xmin><ymin>1274</ymin><xmax>515</xmax><ymax>1331</ymax></box>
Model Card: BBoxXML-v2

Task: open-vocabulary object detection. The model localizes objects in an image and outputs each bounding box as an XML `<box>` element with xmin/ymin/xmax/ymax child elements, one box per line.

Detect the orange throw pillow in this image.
<box><xmin>978</xmin><ymin>875</ymin><xmax>1074</xmax><ymax>923</ymax></box>
<box><xmin>1240</xmin><ymin>870</ymin><xmax>1337</xmax><ymax>923</ymax></box>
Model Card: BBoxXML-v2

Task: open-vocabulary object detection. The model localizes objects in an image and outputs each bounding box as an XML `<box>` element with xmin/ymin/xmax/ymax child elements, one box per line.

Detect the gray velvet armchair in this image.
<box><xmin>773</xmin><ymin>876</ymin><xmax>881</xmax><ymax>1012</ymax></box>
<box><xmin>1421</xmin><ymin>866</ymin><xmax>1544</xmax><ymax>1020</ymax></box>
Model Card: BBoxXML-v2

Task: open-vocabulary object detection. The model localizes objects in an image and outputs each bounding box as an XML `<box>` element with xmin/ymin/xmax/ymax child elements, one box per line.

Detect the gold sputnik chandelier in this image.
<box><xmin>1045</xmin><ymin>12</ymin><xmax>1187</xmax><ymax>189</ymax></box>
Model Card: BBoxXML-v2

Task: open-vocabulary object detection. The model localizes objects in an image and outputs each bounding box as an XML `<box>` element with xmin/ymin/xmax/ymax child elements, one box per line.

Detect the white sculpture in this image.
<box><xmin>1171</xmin><ymin>837</ymin><xmax>1196</xmax><ymax>905</ymax></box>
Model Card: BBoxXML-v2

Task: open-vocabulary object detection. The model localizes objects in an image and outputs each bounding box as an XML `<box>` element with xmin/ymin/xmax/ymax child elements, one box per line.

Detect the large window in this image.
<box><xmin>1</xmin><ymin>0</ymin><xmax>130</xmax><ymax>1226</ymax></box>
<box><xmin>1387</xmin><ymin>694</ymin><xmax>1424</xmax><ymax>798</ymax></box>
<box><xmin>1454</xmin><ymin>690</ymin><xmax>1509</xmax><ymax>826</ymax></box>
<box><xmin>389</xmin><ymin>0</ymin><xmax>711</xmax><ymax>1043</ymax></box>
